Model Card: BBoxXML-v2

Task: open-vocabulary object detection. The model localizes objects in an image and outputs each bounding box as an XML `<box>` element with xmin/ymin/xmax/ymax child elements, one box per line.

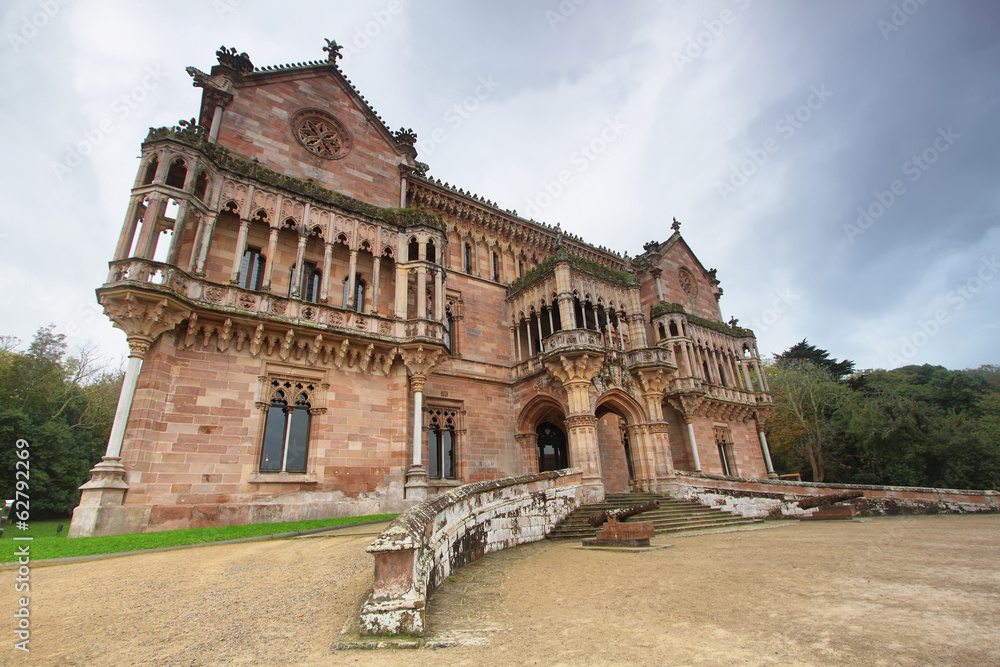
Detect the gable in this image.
<box><xmin>211</xmin><ymin>68</ymin><xmax>407</xmax><ymax>208</ymax></box>
<box><xmin>640</xmin><ymin>235</ymin><xmax>724</xmax><ymax>323</ymax></box>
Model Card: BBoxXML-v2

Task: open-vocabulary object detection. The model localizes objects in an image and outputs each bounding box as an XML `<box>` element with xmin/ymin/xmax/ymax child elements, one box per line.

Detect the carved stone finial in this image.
<box><xmin>216</xmin><ymin>46</ymin><xmax>254</xmax><ymax>75</ymax></box>
<box><xmin>323</xmin><ymin>39</ymin><xmax>344</xmax><ymax>62</ymax></box>
<box><xmin>728</xmin><ymin>316</ymin><xmax>739</xmax><ymax>328</ymax></box>
<box><xmin>393</xmin><ymin>127</ymin><xmax>417</xmax><ymax>146</ymax></box>
<box><xmin>671</xmin><ymin>217</ymin><xmax>681</xmax><ymax>232</ymax></box>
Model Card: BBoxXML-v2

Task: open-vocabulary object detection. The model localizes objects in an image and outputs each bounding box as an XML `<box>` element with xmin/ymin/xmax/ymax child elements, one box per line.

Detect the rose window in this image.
<box><xmin>291</xmin><ymin>109</ymin><xmax>352</xmax><ymax>159</ymax></box>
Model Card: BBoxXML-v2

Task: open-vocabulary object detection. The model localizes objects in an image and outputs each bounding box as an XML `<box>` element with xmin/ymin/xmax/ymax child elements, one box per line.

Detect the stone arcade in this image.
<box><xmin>69</xmin><ymin>43</ymin><xmax>778</xmax><ymax>538</ymax></box>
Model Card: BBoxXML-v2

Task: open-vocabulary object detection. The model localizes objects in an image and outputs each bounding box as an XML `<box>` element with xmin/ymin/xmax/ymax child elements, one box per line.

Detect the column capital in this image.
<box><xmin>400</xmin><ymin>343</ymin><xmax>445</xmax><ymax>378</ymax></box>
<box><xmin>564</xmin><ymin>414</ymin><xmax>598</xmax><ymax>429</ymax></box>
<box><xmin>127</xmin><ymin>338</ymin><xmax>152</xmax><ymax>359</ymax></box>
<box><xmin>543</xmin><ymin>351</ymin><xmax>605</xmax><ymax>387</ymax></box>
<box><xmin>98</xmin><ymin>289</ymin><xmax>191</xmax><ymax>344</ymax></box>
<box><xmin>409</xmin><ymin>375</ymin><xmax>427</xmax><ymax>394</ymax></box>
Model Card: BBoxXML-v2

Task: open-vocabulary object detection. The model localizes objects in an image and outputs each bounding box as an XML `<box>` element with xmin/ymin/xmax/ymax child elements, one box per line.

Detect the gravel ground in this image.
<box><xmin>5</xmin><ymin>515</ymin><xmax>999</xmax><ymax>666</ymax></box>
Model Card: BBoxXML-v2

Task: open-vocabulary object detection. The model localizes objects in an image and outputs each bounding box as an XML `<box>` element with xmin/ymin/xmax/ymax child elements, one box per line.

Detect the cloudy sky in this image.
<box><xmin>1</xmin><ymin>0</ymin><xmax>997</xmax><ymax>372</ymax></box>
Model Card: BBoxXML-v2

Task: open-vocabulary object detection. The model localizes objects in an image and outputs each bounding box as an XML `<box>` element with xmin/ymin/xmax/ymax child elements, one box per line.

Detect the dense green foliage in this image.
<box><xmin>0</xmin><ymin>514</ymin><xmax>397</xmax><ymax>562</ymax></box>
<box><xmin>0</xmin><ymin>327</ymin><xmax>122</xmax><ymax>518</ymax></box>
<box><xmin>766</xmin><ymin>343</ymin><xmax>1000</xmax><ymax>490</ymax></box>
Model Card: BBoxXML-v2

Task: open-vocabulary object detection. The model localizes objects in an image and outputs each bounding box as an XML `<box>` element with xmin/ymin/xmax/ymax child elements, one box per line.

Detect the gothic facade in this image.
<box><xmin>69</xmin><ymin>44</ymin><xmax>777</xmax><ymax>537</ymax></box>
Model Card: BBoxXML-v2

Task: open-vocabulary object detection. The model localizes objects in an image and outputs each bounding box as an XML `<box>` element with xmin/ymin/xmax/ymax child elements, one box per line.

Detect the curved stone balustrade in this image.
<box><xmin>104</xmin><ymin>257</ymin><xmax>446</xmax><ymax>343</ymax></box>
<box><xmin>361</xmin><ymin>469</ymin><xmax>582</xmax><ymax>636</ymax></box>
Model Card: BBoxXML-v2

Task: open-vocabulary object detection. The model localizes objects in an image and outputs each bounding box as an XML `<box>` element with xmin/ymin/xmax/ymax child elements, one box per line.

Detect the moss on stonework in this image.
<box><xmin>650</xmin><ymin>301</ymin><xmax>756</xmax><ymax>339</ymax></box>
<box><xmin>507</xmin><ymin>245</ymin><xmax>637</xmax><ymax>297</ymax></box>
<box><xmin>143</xmin><ymin>127</ymin><xmax>447</xmax><ymax>233</ymax></box>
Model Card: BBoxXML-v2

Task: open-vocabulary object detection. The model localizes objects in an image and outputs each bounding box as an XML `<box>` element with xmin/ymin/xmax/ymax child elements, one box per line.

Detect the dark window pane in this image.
<box><xmin>442</xmin><ymin>429</ymin><xmax>454</xmax><ymax>479</ymax></box>
<box><xmin>428</xmin><ymin>428</ymin><xmax>439</xmax><ymax>478</ymax></box>
<box><xmin>260</xmin><ymin>406</ymin><xmax>287</xmax><ymax>471</ymax></box>
<box><xmin>285</xmin><ymin>409</ymin><xmax>310</xmax><ymax>472</ymax></box>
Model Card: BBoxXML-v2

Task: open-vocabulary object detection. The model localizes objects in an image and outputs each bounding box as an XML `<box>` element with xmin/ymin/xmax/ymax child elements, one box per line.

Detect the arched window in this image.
<box><xmin>492</xmin><ymin>252</ymin><xmax>500</xmax><ymax>281</ymax></box>
<box><xmin>426</xmin><ymin>240</ymin><xmax>436</xmax><ymax>264</ymax></box>
<box><xmin>344</xmin><ymin>274</ymin><xmax>365</xmax><ymax>312</ymax></box>
<box><xmin>718</xmin><ymin>364</ymin><xmax>728</xmax><ymax>387</ymax></box>
<box><xmin>165</xmin><ymin>158</ymin><xmax>187</xmax><ymax>189</ymax></box>
<box><xmin>354</xmin><ymin>276</ymin><xmax>366</xmax><ymax>312</ymax></box>
<box><xmin>669</xmin><ymin>321</ymin><xmax>679</xmax><ymax>337</ymax></box>
<box><xmin>537</xmin><ymin>422</ymin><xmax>568</xmax><ymax>472</ymax></box>
<box><xmin>518</xmin><ymin>259</ymin><xmax>524</xmax><ymax>277</ymax></box>
<box><xmin>141</xmin><ymin>155</ymin><xmax>158</xmax><ymax>185</ymax></box>
<box><xmin>703</xmin><ymin>360</ymin><xmax>712</xmax><ymax>382</ymax></box>
<box><xmin>427</xmin><ymin>413</ymin><xmax>455</xmax><ymax>479</ymax></box>
<box><xmin>239</xmin><ymin>247</ymin><xmax>265</xmax><ymax>291</ymax></box>
<box><xmin>408</xmin><ymin>238</ymin><xmax>419</xmax><ymax>261</ymax></box>
<box><xmin>658</xmin><ymin>323</ymin><xmax>667</xmax><ymax>340</ymax></box>
<box><xmin>193</xmin><ymin>171</ymin><xmax>209</xmax><ymax>201</ymax></box>
<box><xmin>464</xmin><ymin>243</ymin><xmax>473</xmax><ymax>273</ymax></box>
<box><xmin>259</xmin><ymin>382</ymin><xmax>312</xmax><ymax>473</ymax></box>
<box><xmin>444</xmin><ymin>302</ymin><xmax>454</xmax><ymax>352</ymax></box>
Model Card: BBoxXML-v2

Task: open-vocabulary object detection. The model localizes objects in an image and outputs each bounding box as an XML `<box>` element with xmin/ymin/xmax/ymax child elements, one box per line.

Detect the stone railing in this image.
<box><xmin>104</xmin><ymin>258</ymin><xmax>446</xmax><ymax>343</ymax></box>
<box><xmin>542</xmin><ymin>328</ymin><xmax>605</xmax><ymax>355</ymax></box>
<box><xmin>675</xmin><ymin>472</ymin><xmax>1000</xmax><ymax>519</ymax></box>
<box><xmin>360</xmin><ymin>469</ymin><xmax>583</xmax><ymax>636</ymax></box>
<box><xmin>625</xmin><ymin>346</ymin><xmax>675</xmax><ymax>369</ymax></box>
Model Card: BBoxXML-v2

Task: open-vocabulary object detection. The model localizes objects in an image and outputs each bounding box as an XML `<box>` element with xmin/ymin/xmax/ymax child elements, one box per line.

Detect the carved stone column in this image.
<box><xmin>229</xmin><ymin>218</ymin><xmax>251</xmax><ymax>283</ymax></box>
<box><xmin>632</xmin><ymin>366</ymin><xmax>676</xmax><ymax>491</ymax></box>
<box><xmin>755</xmin><ymin>412</ymin><xmax>778</xmax><ymax>479</ymax></box>
<box><xmin>193</xmin><ymin>211</ymin><xmax>219</xmax><ymax>275</ymax></box>
<box><xmin>263</xmin><ymin>226</ymin><xmax>280</xmax><ymax>291</ymax></box>
<box><xmin>291</xmin><ymin>235</ymin><xmax>307</xmax><ymax>297</ymax></box>
<box><xmin>371</xmin><ymin>254</ymin><xmax>382</xmax><ymax>314</ymax></box>
<box><xmin>69</xmin><ymin>290</ymin><xmax>189</xmax><ymax>538</ymax></box>
<box><xmin>400</xmin><ymin>345</ymin><xmax>445</xmax><ymax>501</ymax></box>
<box><xmin>544</xmin><ymin>351</ymin><xmax>606</xmax><ymax>503</ymax></box>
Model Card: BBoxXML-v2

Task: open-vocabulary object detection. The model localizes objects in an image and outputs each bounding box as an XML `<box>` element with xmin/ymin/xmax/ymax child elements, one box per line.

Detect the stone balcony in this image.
<box><xmin>667</xmin><ymin>375</ymin><xmax>772</xmax><ymax>407</ymax></box>
<box><xmin>102</xmin><ymin>257</ymin><xmax>447</xmax><ymax>344</ymax></box>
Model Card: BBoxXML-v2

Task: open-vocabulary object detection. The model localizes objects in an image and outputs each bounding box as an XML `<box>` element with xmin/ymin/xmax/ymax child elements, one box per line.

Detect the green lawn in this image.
<box><xmin>0</xmin><ymin>514</ymin><xmax>396</xmax><ymax>562</ymax></box>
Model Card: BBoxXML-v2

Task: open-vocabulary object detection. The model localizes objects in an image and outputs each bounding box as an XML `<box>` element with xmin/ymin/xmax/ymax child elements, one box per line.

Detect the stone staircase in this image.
<box><xmin>546</xmin><ymin>492</ymin><xmax>761</xmax><ymax>540</ymax></box>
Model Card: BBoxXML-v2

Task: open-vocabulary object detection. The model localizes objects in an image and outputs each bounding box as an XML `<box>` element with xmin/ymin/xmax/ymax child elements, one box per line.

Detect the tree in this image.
<box><xmin>766</xmin><ymin>360</ymin><xmax>850</xmax><ymax>482</ymax></box>
<box><xmin>0</xmin><ymin>326</ymin><xmax>123</xmax><ymax>518</ymax></box>
<box><xmin>776</xmin><ymin>339</ymin><xmax>855</xmax><ymax>380</ymax></box>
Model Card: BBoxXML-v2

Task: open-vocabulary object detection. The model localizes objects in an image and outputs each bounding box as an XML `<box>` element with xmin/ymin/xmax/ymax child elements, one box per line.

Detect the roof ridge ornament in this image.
<box><xmin>323</xmin><ymin>38</ymin><xmax>343</xmax><ymax>63</ymax></box>
<box><xmin>671</xmin><ymin>217</ymin><xmax>681</xmax><ymax>232</ymax></box>
<box><xmin>216</xmin><ymin>46</ymin><xmax>254</xmax><ymax>75</ymax></box>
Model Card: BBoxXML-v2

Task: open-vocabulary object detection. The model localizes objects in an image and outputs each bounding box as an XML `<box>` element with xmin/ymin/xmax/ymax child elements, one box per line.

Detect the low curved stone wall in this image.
<box><xmin>675</xmin><ymin>472</ymin><xmax>1000</xmax><ymax>519</ymax></box>
<box><xmin>360</xmin><ymin>469</ymin><xmax>582</xmax><ymax>636</ymax></box>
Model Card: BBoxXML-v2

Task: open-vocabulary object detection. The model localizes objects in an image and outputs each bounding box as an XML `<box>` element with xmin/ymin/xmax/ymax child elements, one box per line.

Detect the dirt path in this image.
<box><xmin>4</xmin><ymin>516</ymin><xmax>998</xmax><ymax>665</ymax></box>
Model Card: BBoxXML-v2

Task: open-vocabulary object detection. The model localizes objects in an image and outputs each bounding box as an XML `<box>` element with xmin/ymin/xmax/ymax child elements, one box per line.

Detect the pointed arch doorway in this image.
<box><xmin>536</xmin><ymin>422</ymin><xmax>568</xmax><ymax>473</ymax></box>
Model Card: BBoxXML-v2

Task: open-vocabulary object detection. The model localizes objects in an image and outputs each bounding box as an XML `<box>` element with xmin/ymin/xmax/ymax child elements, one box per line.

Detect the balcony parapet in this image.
<box><xmin>667</xmin><ymin>374</ymin><xmax>772</xmax><ymax>407</ymax></box>
<box><xmin>624</xmin><ymin>346</ymin><xmax>676</xmax><ymax>371</ymax></box>
<box><xmin>102</xmin><ymin>257</ymin><xmax>446</xmax><ymax>345</ymax></box>
<box><xmin>541</xmin><ymin>329</ymin><xmax>605</xmax><ymax>356</ymax></box>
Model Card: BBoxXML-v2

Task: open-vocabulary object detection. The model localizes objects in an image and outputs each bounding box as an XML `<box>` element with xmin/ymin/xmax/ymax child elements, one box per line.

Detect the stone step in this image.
<box><xmin>548</xmin><ymin>518</ymin><xmax>759</xmax><ymax>539</ymax></box>
<box><xmin>547</xmin><ymin>493</ymin><xmax>757</xmax><ymax>539</ymax></box>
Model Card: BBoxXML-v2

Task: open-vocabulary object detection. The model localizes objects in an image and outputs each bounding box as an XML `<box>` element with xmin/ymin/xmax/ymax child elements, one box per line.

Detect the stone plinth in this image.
<box><xmin>582</xmin><ymin>516</ymin><xmax>655</xmax><ymax>547</ymax></box>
